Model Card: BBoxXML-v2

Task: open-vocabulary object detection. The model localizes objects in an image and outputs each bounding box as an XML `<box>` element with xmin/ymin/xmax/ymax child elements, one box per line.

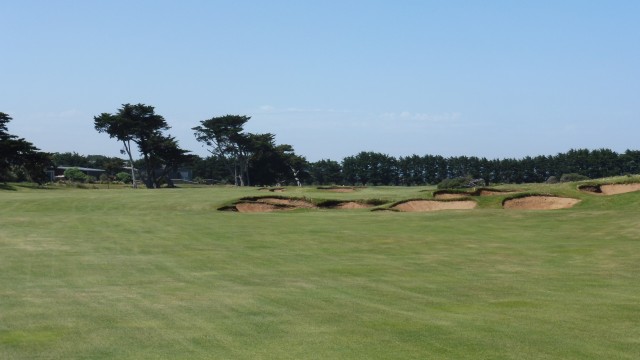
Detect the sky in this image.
<box><xmin>2</xmin><ymin>0</ymin><xmax>639</xmax><ymax>162</ymax></box>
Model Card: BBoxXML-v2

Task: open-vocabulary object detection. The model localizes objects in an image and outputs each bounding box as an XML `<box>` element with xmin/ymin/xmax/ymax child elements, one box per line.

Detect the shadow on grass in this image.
<box><xmin>0</xmin><ymin>183</ymin><xmax>17</xmax><ymax>191</ymax></box>
<box><xmin>1</xmin><ymin>183</ymin><xmax>61</xmax><ymax>191</ymax></box>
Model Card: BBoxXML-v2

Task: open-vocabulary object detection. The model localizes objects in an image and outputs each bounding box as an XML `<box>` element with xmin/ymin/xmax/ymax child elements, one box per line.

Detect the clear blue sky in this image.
<box><xmin>2</xmin><ymin>1</ymin><xmax>639</xmax><ymax>161</ymax></box>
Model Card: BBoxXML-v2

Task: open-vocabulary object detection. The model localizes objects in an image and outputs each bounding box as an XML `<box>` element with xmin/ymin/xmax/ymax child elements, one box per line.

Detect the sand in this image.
<box><xmin>503</xmin><ymin>196</ymin><xmax>580</xmax><ymax>210</ymax></box>
<box><xmin>331</xmin><ymin>202</ymin><xmax>373</xmax><ymax>209</ymax></box>
<box><xmin>255</xmin><ymin>197</ymin><xmax>316</xmax><ymax>208</ymax></box>
<box><xmin>232</xmin><ymin>197</ymin><xmax>317</xmax><ymax>213</ymax></box>
<box><xmin>599</xmin><ymin>183</ymin><xmax>640</xmax><ymax>195</ymax></box>
<box><xmin>392</xmin><ymin>200</ymin><xmax>477</xmax><ymax>212</ymax></box>
<box><xmin>235</xmin><ymin>202</ymin><xmax>286</xmax><ymax>213</ymax></box>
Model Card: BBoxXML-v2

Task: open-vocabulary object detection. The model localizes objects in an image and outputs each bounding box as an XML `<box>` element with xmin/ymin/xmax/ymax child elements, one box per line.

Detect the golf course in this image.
<box><xmin>1</xmin><ymin>179</ymin><xmax>639</xmax><ymax>359</ymax></box>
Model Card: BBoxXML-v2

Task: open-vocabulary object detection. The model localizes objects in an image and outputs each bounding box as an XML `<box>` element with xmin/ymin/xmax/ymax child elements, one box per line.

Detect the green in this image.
<box><xmin>1</xmin><ymin>183</ymin><xmax>639</xmax><ymax>359</ymax></box>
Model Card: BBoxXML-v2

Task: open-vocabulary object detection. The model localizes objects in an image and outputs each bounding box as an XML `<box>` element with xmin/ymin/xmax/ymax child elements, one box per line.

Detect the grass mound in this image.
<box><xmin>257</xmin><ymin>187</ymin><xmax>286</xmax><ymax>192</ymax></box>
<box><xmin>475</xmin><ymin>188</ymin><xmax>518</xmax><ymax>196</ymax></box>
<box><xmin>433</xmin><ymin>187</ymin><xmax>518</xmax><ymax>199</ymax></box>
<box><xmin>317</xmin><ymin>186</ymin><xmax>359</xmax><ymax>193</ymax></box>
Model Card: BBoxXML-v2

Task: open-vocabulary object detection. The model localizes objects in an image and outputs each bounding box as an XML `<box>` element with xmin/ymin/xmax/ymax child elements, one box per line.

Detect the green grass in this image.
<box><xmin>1</xmin><ymin>181</ymin><xmax>640</xmax><ymax>359</ymax></box>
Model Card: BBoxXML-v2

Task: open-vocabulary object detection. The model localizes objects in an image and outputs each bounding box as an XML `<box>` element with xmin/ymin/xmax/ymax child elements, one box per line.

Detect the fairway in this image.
<box><xmin>1</xmin><ymin>183</ymin><xmax>640</xmax><ymax>359</ymax></box>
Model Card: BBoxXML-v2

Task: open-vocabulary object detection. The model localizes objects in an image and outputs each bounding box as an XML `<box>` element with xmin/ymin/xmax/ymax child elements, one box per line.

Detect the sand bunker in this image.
<box><xmin>392</xmin><ymin>200</ymin><xmax>477</xmax><ymax>212</ymax></box>
<box><xmin>578</xmin><ymin>185</ymin><xmax>600</xmax><ymax>194</ymax></box>
<box><xmin>331</xmin><ymin>201</ymin><xmax>374</xmax><ymax>209</ymax></box>
<box><xmin>234</xmin><ymin>202</ymin><xmax>288</xmax><ymax>212</ymax></box>
<box><xmin>579</xmin><ymin>183</ymin><xmax>640</xmax><ymax>195</ymax></box>
<box><xmin>503</xmin><ymin>196</ymin><xmax>580</xmax><ymax>210</ymax></box>
<box><xmin>229</xmin><ymin>197</ymin><xmax>317</xmax><ymax>213</ymax></box>
<box><xmin>595</xmin><ymin>183</ymin><xmax>640</xmax><ymax>195</ymax></box>
<box><xmin>227</xmin><ymin>196</ymin><xmax>385</xmax><ymax>213</ymax></box>
<box><xmin>254</xmin><ymin>197</ymin><xmax>316</xmax><ymax>208</ymax></box>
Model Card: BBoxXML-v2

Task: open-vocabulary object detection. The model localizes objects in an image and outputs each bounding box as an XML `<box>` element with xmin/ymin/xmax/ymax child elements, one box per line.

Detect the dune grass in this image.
<box><xmin>1</xmin><ymin>181</ymin><xmax>639</xmax><ymax>359</ymax></box>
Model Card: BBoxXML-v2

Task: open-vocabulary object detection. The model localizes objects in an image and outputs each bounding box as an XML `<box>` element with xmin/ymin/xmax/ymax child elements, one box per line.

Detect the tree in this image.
<box><xmin>192</xmin><ymin>115</ymin><xmax>308</xmax><ymax>186</ymax></box>
<box><xmin>276</xmin><ymin>144</ymin><xmax>309</xmax><ymax>186</ymax></box>
<box><xmin>191</xmin><ymin>155</ymin><xmax>231</xmax><ymax>184</ymax></box>
<box><xmin>309</xmin><ymin>159</ymin><xmax>343</xmax><ymax>185</ymax></box>
<box><xmin>22</xmin><ymin>151</ymin><xmax>53</xmax><ymax>185</ymax></box>
<box><xmin>341</xmin><ymin>152</ymin><xmax>398</xmax><ymax>186</ymax></box>
<box><xmin>52</xmin><ymin>152</ymin><xmax>89</xmax><ymax>167</ymax></box>
<box><xmin>621</xmin><ymin>150</ymin><xmax>640</xmax><ymax>174</ymax></box>
<box><xmin>146</xmin><ymin>134</ymin><xmax>192</xmax><ymax>187</ymax></box>
<box><xmin>0</xmin><ymin>112</ymin><xmax>52</xmax><ymax>184</ymax></box>
<box><xmin>242</xmin><ymin>133</ymin><xmax>279</xmax><ymax>185</ymax></box>
<box><xmin>101</xmin><ymin>158</ymin><xmax>125</xmax><ymax>179</ymax></box>
<box><xmin>193</xmin><ymin>115</ymin><xmax>250</xmax><ymax>186</ymax></box>
<box><xmin>249</xmin><ymin>140</ymin><xmax>309</xmax><ymax>186</ymax></box>
<box><xmin>94</xmin><ymin>103</ymin><xmax>188</xmax><ymax>188</ymax></box>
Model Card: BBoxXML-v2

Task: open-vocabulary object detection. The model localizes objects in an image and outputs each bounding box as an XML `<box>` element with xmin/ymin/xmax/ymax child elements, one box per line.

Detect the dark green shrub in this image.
<box><xmin>1</xmin><ymin>168</ymin><xmax>18</xmax><ymax>182</ymax></box>
<box><xmin>116</xmin><ymin>172</ymin><xmax>132</xmax><ymax>184</ymax></box>
<box><xmin>546</xmin><ymin>176</ymin><xmax>559</xmax><ymax>184</ymax></box>
<box><xmin>437</xmin><ymin>176</ymin><xmax>473</xmax><ymax>189</ymax></box>
<box><xmin>63</xmin><ymin>167</ymin><xmax>87</xmax><ymax>182</ymax></box>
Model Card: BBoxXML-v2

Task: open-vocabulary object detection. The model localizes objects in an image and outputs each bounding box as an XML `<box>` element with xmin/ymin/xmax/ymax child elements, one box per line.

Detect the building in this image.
<box><xmin>48</xmin><ymin>166</ymin><xmax>106</xmax><ymax>181</ymax></box>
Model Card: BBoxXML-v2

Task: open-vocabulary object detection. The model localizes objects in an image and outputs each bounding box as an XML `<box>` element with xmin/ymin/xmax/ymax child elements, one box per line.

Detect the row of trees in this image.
<box><xmin>50</xmin><ymin>147</ymin><xmax>640</xmax><ymax>187</ymax></box>
<box><xmin>187</xmin><ymin>148</ymin><xmax>640</xmax><ymax>186</ymax></box>
<box><xmin>3</xmin><ymin>104</ymin><xmax>640</xmax><ymax>188</ymax></box>
<box><xmin>319</xmin><ymin>149</ymin><xmax>640</xmax><ymax>186</ymax></box>
<box><xmin>93</xmin><ymin>104</ymin><xmax>306</xmax><ymax>188</ymax></box>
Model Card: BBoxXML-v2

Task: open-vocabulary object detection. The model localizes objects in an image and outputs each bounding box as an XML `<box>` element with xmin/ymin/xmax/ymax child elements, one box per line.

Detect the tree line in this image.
<box><xmin>2</xmin><ymin>104</ymin><xmax>640</xmax><ymax>187</ymax></box>
<box><xmin>334</xmin><ymin>149</ymin><xmax>640</xmax><ymax>186</ymax></box>
<box><xmin>47</xmin><ymin>147</ymin><xmax>640</xmax><ymax>187</ymax></box>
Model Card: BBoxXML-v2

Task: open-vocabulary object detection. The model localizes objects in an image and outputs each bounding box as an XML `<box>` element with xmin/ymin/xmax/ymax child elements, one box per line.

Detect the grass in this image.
<box><xmin>1</xmin><ymin>181</ymin><xmax>640</xmax><ymax>359</ymax></box>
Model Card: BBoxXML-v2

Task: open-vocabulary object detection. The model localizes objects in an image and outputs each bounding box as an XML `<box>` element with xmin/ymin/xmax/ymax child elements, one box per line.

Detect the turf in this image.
<box><xmin>1</xmin><ymin>182</ymin><xmax>639</xmax><ymax>359</ymax></box>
